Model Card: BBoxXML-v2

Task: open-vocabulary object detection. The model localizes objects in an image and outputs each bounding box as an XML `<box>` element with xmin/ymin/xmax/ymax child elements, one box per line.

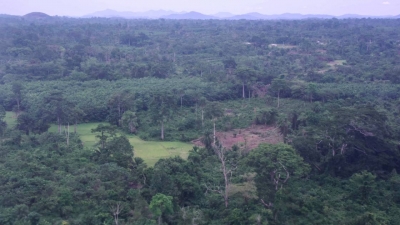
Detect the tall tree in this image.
<box><xmin>246</xmin><ymin>143</ymin><xmax>310</xmax><ymax>211</ymax></box>
<box><xmin>270</xmin><ymin>78</ymin><xmax>288</xmax><ymax>108</ymax></box>
<box><xmin>150</xmin><ymin>93</ymin><xmax>176</xmax><ymax>140</ymax></box>
<box><xmin>204</xmin><ymin>102</ymin><xmax>224</xmax><ymax>145</ymax></box>
<box><xmin>121</xmin><ymin>110</ymin><xmax>138</xmax><ymax>134</ymax></box>
<box><xmin>212</xmin><ymin>143</ymin><xmax>237</xmax><ymax>208</ymax></box>
<box><xmin>0</xmin><ymin>106</ymin><xmax>6</xmax><ymax>136</ymax></box>
<box><xmin>108</xmin><ymin>91</ymin><xmax>135</xmax><ymax>126</ymax></box>
<box><xmin>91</xmin><ymin>124</ymin><xmax>117</xmax><ymax>150</ymax></box>
<box><xmin>236</xmin><ymin>67</ymin><xmax>257</xmax><ymax>99</ymax></box>
<box><xmin>41</xmin><ymin>91</ymin><xmax>74</xmax><ymax>134</ymax></box>
<box><xmin>11</xmin><ymin>82</ymin><xmax>23</xmax><ymax>116</ymax></box>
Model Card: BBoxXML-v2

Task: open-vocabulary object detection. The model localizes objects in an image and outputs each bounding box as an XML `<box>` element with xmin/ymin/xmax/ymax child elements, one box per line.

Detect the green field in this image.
<box><xmin>4</xmin><ymin>113</ymin><xmax>193</xmax><ymax>166</ymax></box>
<box><xmin>49</xmin><ymin>123</ymin><xmax>193</xmax><ymax>166</ymax></box>
<box><xmin>4</xmin><ymin>111</ymin><xmax>17</xmax><ymax>128</ymax></box>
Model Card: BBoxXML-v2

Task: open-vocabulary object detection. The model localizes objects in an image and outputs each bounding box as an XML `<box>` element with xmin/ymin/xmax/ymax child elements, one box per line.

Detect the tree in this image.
<box><xmin>150</xmin><ymin>93</ymin><xmax>176</xmax><ymax>140</ymax></box>
<box><xmin>16</xmin><ymin>112</ymin><xmax>49</xmax><ymax>135</ymax></box>
<box><xmin>121</xmin><ymin>110</ymin><xmax>138</xmax><ymax>134</ymax></box>
<box><xmin>305</xmin><ymin>83</ymin><xmax>318</xmax><ymax>103</ymax></box>
<box><xmin>210</xmin><ymin>143</ymin><xmax>237</xmax><ymax>208</ymax></box>
<box><xmin>11</xmin><ymin>82</ymin><xmax>23</xmax><ymax>115</ymax></box>
<box><xmin>254</xmin><ymin>108</ymin><xmax>278</xmax><ymax>126</ymax></box>
<box><xmin>91</xmin><ymin>124</ymin><xmax>134</xmax><ymax>168</ymax></box>
<box><xmin>69</xmin><ymin>107</ymin><xmax>85</xmax><ymax>133</ymax></box>
<box><xmin>204</xmin><ymin>102</ymin><xmax>223</xmax><ymax>145</ymax></box>
<box><xmin>348</xmin><ymin>171</ymin><xmax>377</xmax><ymax>204</ymax></box>
<box><xmin>108</xmin><ymin>91</ymin><xmax>135</xmax><ymax>126</ymax></box>
<box><xmin>41</xmin><ymin>91</ymin><xmax>74</xmax><ymax>134</ymax></box>
<box><xmin>106</xmin><ymin>135</ymin><xmax>134</xmax><ymax>168</ymax></box>
<box><xmin>246</xmin><ymin>143</ymin><xmax>310</xmax><ymax>209</ymax></box>
<box><xmin>110</xmin><ymin>202</ymin><xmax>123</xmax><ymax>225</ymax></box>
<box><xmin>0</xmin><ymin>106</ymin><xmax>6</xmax><ymax>136</ymax></box>
<box><xmin>223</xmin><ymin>58</ymin><xmax>237</xmax><ymax>76</ymax></box>
<box><xmin>236</xmin><ymin>67</ymin><xmax>257</xmax><ymax>99</ymax></box>
<box><xmin>149</xmin><ymin>193</ymin><xmax>174</xmax><ymax>225</ymax></box>
<box><xmin>198</xmin><ymin>97</ymin><xmax>207</xmax><ymax>128</ymax></box>
<box><xmin>91</xmin><ymin>124</ymin><xmax>117</xmax><ymax>150</ymax></box>
<box><xmin>270</xmin><ymin>78</ymin><xmax>288</xmax><ymax>108</ymax></box>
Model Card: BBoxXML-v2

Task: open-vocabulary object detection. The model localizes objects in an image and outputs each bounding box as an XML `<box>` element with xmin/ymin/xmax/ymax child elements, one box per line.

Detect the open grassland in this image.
<box><xmin>4</xmin><ymin>111</ymin><xmax>17</xmax><ymax>128</ymax></box>
<box><xmin>49</xmin><ymin>123</ymin><xmax>193</xmax><ymax>166</ymax></box>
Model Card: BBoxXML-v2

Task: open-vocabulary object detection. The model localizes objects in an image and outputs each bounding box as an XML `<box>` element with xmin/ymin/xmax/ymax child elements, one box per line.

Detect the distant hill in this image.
<box><xmin>213</xmin><ymin>12</ymin><xmax>235</xmax><ymax>18</ymax></box>
<box><xmin>228</xmin><ymin>13</ymin><xmax>335</xmax><ymax>20</ymax></box>
<box><xmin>23</xmin><ymin>12</ymin><xmax>51</xmax><ymax>19</ymax></box>
<box><xmin>162</xmin><ymin>11</ymin><xmax>216</xmax><ymax>20</ymax></box>
<box><xmin>83</xmin><ymin>9</ymin><xmax>183</xmax><ymax>19</ymax></box>
<box><xmin>226</xmin><ymin>13</ymin><xmax>400</xmax><ymax>20</ymax></box>
<box><xmin>82</xmin><ymin>9</ymin><xmax>399</xmax><ymax>20</ymax></box>
<box><xmin>230</xmin><ymin>12</ymin><xmax>267</xmax><ymax>20</ymax></box>
<box><xmin>82</xmin><ymin>9</ymin><xmax>135</xmax><ymax>18</ymax></box>
<box><xmin>0</xmin><ymin>14</ymin><xmax>19</xmax><ymax>18</ymax></box>
<box><xmin>271</xmin><ymin>13</ymin><xmax>334</xmax><ymax>19</ymax></box>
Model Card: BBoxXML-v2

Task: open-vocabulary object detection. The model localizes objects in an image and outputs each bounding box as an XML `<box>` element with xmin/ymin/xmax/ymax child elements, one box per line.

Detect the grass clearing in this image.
<box><xmin>4</xmin><ymin>111</ymin><xmax>17</xmax><ymax>128</ymax></box>
<box><xmin>327</xmin><ymin>60</ymin><xmax>347</xmax><ymax>67</ymax></box>
<box><xmin>318</xmin><ymin>60</ymin><xmax>347</xmax><ymax>73</ymax></box>
<box><xmin>269</xmin><ymin>44</ymin><xmax>297</xmax><ymax>49</ymax></box>
<box><xmin>49</xmin><ymin>123</ymin><xmax>193</xmax><ymax>167</ymax></box>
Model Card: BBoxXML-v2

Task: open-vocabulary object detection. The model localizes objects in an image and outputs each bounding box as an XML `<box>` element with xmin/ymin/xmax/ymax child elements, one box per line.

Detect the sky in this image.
<box><xmin>0</xmin><ymin>0</ymin><xmax>399</xmax><ymax>17</ymax></box>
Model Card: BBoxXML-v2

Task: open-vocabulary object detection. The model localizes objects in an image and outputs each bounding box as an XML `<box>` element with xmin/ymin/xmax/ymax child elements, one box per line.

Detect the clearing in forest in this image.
<box><xmin>5</xmin><ymin>114</ymin><xmax>193</xmax><ymax>166</ymax></box>
<box><xmin>4</xmin><ymin>112</ymin><xmax>17</xmax><ymax>128</ymax></box>
<box><xmin>318</xmin><ymin>60</ymin><xmax>347</xmax><ymax>73</ymax></box>
<box><xmin>268</xmin><ymin>44</ymin><xmax>297</xmax><ymax>49</ymax></box>
<box><xmin>47</xmin><ymin>122</ymin><xmax>193</xmax><ymax>167</ymax></box>
<box><xmin>192</xmin><ymin>125</ymin><xmax>283</xmax><ymax>152</ymax></box>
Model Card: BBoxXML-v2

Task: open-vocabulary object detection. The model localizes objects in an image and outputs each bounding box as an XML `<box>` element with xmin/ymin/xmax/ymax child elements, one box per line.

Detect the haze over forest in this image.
<box><xmin>1</xmin><ymin>0</ymin><xmax>400</xmax><ymax>17</ymax></box>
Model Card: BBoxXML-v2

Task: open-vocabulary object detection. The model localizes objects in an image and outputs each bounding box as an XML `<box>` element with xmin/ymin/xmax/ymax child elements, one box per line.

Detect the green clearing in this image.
<box><xmin>4</xmin><ymin>111</ymin><xmax>17</xmax><ymax>128</ymax></box>
<box><xmin>268</xmin><ymin>43</ymin><xmax>297</xmax><ymax>49</ymax></box>
<box><xmin>5</xmin><ymin>112</ymin><xmax>195</xmax><ymax>166</ymax></box>
<box><xmin>49</xmin><ymin>123</ymin><xmax>193</xmax><ymax>167</ymax></box>
<box><xmin>318</xmin><ymin>60</ymin><xmax>347</xmax><ymax>73</ymax></box>
<box><xmin>328</xmin><ymin>60</ymin><xmax>347</xmax><ymax>66</ymax></box>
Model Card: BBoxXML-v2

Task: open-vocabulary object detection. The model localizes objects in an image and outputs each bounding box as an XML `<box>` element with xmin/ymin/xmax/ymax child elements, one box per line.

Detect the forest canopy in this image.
<box><xmin>0</xmin><ymin>16</ymin><xmax>399</xmax><ymax>224</ymax></box>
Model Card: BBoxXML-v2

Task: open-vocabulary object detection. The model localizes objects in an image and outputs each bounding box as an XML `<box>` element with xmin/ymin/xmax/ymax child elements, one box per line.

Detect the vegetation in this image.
<box><xmin>52</xmin><ymin>122</ymin><xmax>192</xmax><ymax>166</ymax></box>
<box><xmin>0</xmin><ymin>16</ymin><xmax>399</xmax><ymax>224</ymax></box>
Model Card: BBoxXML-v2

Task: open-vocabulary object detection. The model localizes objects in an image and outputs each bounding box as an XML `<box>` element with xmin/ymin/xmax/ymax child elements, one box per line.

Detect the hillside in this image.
<box><xmin>80</xmin><ymin>9</ymin><xmax>399</xmax><ymax>20</ymax></box>
<box><xmin>23</xmin><ymin>12</ymin><xmax>51</xmax><ymax>18</ymax></box>
<box><xmin>162</xmin><ymin>11</ymin><xmax>216</xmax><ymax>19</ymax></box>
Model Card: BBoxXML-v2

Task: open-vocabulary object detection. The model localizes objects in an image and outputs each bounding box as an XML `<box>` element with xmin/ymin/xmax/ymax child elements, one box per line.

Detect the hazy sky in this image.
<box><xmin>1</xmin><ymin>0</ymin><xmax>399</xmax><ymax>16</ymax></box>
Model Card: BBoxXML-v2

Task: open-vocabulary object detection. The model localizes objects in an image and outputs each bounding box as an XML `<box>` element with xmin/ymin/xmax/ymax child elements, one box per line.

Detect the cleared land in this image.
<box><xmin>5</xmin><ymin>112</ymin><xmax>281</xmax><ymax>165</ymax></box>
<box><xmin>192</xmin><ymin>125</ymin><xmax>283</xmax><ymax>152</ymax></box>
<box><xmin>48</xmin><ymin>123</ymin><xmax>193</xmax><ymax>167</ymax></box>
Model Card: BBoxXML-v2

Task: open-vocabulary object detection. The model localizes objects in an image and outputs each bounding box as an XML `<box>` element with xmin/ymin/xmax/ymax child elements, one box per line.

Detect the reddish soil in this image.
<box><xmin>192</xmin><ymin>125</ymin><xmax>283</xmax><ymax>152</ymax></box>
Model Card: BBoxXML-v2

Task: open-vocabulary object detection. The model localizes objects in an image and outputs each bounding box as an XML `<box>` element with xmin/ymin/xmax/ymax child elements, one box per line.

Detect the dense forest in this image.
<box><xmin>0</xmin><ymin>15</ymin><xmax>400</xmax><ymax>224</ymax></box>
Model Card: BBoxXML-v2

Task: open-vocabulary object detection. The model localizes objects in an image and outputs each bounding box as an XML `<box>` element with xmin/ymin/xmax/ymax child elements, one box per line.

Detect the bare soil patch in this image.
<box><xmin>192</xmin><ymin>125</ymin><xmax>283</xmax><ymax>152</ymax></box>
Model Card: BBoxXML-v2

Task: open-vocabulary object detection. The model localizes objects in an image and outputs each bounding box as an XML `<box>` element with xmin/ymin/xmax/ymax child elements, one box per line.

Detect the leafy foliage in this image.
<box><xmin>0</xmin><ymin>16</ymin><xmax>400</xmax><ymax>225</ymax></box>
